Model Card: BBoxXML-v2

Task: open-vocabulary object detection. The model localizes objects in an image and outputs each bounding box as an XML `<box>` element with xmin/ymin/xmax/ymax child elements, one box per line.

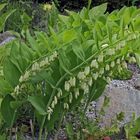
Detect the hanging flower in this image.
<box><xmin>51</xmin><ymin>101</ymin><xmax>55</xmax><ymax>108</ymax></box>
<box><xmin>122</xmin><ymin>61</ymin><xmax>127</xmax><ymax>69</ymax></box>
<box><xmin>101</xmin><ymin>44</ymin><xmax>109</xmax><ymax>48</ymax></box>
<box><xmin>110</xmin><ymin>61</ymin><xmax>115</xmax><ymax>68</ymax></box>
<box><xmin>99</xmin><ymin>68</ymin><xmax>104</xmax><ymax>75</ymax></box>
<box><xmin>69</xmin><ymin>77</ymin><xmax>76</xmax><ymax>87</ymax></box>
<box><xmin>77</xmin><ymin>72</ymin><xmax>86</xmax><ymax>80</ymax></box>
<box><xmin>57</xmin><ymin>89</ymin><xmax>62</xmax><ymax>98</ymax></box>
<box><xmin>129</xmin><ymin>57</ymin><xmax>136</xmax><ymax>63</ymax></box>
<box><xmin>54</xmin><ymin>96</ymin><xmax>58</xmax><ymax>105</ymax></box>
<box><xmin>84</xmin><ymin>66</ymin><xmax>90</xmax><ymax>76</ymax></box>
<box><xmin>98</xmin><ymin>52</ymin><xmax>104</xmax><ymax>63</ymax></box>
<box><xmin>92</xmin><ymin>72</ymin><xmax>98</xmax><ymax>80</ymax></box>
<box><xmin>106</xmin><ymin>49</ymin><xmax>115</xmax><ymax>56</ymax></box>
<box><xmin>90</xmin><ymin>60</ymin><xmax>98</xmax><ymax>68</ymax></box>
<box><xmin>105</xmin><ymin>64</ymin><xmax>110</xmax><ymax>71</ymax></box>
<box><xmin>88</xmin><ymin>77</ymin><xmax>93</xmax><ymax>86</ymax></box>
<box><xmin>64</xmin><ymin>81</ymin><xmax>70</xmax><ymax>92</ymax></box>
<box><xmin>116</xmin><ymin>59</ymin><xmax>120</xmax><ymax>64</ymax></box>
<box><xmin>74</xmin><ymin>88</ymin><xmax>79</xmax><ymax>99</ymax></box>
<box><xmin>69</xmin><ymin>92</ymin><xmax>73</xmax><ymax>103</ymax></box>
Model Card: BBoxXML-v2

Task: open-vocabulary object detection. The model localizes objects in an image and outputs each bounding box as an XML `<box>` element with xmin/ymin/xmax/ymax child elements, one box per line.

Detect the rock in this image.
<box><xmin>96</xmin><ymin>87</ymin><xmax>140</xmax><ymax>127</ymax></box>
<box><xmin>134</xmin><ymin>74</ymin><xmax>140</xmax><ymax>90</ymax></box>
<box><xmin>93</xmin><ymin>65</ymin><xmax>140</xmax><ymax>127</ymax></box>
<box><xmin>0</xmin><ymin>31</ymin><xmax>15</xmax><ymax>46</ymax></box>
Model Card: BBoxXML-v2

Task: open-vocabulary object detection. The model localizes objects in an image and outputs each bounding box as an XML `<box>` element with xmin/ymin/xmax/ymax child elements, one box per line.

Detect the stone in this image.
<box><xmin>0</xmin><ymin>31</ymin><xmax>15</xmax><ymax>46</ymax></box>
<box><xmin>134</xmin><ymin>74</ymin><xmax>140</xmax><ymax>90</ymax></box>
<box><xmin>95</xmin><ymin>82</ymin><xmax>140</xmax><ymax>127</ymax></box>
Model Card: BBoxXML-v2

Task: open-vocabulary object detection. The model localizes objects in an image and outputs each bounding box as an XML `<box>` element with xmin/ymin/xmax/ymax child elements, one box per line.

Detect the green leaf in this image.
<box><xmin>62</xmin><ymin>29</ymin><xmax>77</xmax><ymax>44</ymax></box>
<box><xmin>0</xmin><ymin>77</ymin><xmax>13</xmax><ymax>95</ymax></box>
<box><xmin>26</xmin><ymin>30</ymin><xmax>41</xmax><ymax>56</ymax></box>
<box><xmin>3</xmin><ymin>57</ymin><xmax>21</xmax><ymax>87</ymax></box>
<box><xmin>35</xmin><ymin>31</ymin><xmax>51</xmax><ymax>51</ymax></box>
<box><xmin>135</xmin><ymin>53</ymin><xmax>140</xmax><ymax>67</ymax></box>
<box><xmin>90</xmin><ymin>78</ymin><xmax>107</xmax><ymax>101</ymax></box>
<box><xmin>66</xmin><ymin>123</ymin><xmax>74</xmax><ymax>139</ymax></box>
<box><xmin>28</xmin><ymin>95</ymin><xmax>47</xmax><ymax>115</ymax></box>
<box><xmin>0</xmin><ymin>134</ymin><xmax>6</xmax><ymax>140</ymax></box>
<box><xmin>89</xmin><ymin>3</ymin><xmax>107</xmax><ymax>19</ymax></box>
<box><xmin>0</xmin><ymin>9</ymin><xmax>16</xmax><ymax>32</ymax></box>
<box><xmin>59</xmin><ymin>50</ymin><xmax>72</xmax><ymax>75</ymax></box>
<box><xmin>10</xmin><ymin>100</ymin><xmax>25</xmax><ymax>110</ymax></box>
<box><xmin>0</xmin><ymin>3</ymin><xmax>7</xmax><ymax>11</ymax></box>
<box><xmin>1</xmin><ymin>94</ymin><xmax>16</xmax><ymax>127</ymax></box>
<box><xmin>72</xmin><ymin>42</ymin><xmax>85</xmax><ymax>61</ymax></box>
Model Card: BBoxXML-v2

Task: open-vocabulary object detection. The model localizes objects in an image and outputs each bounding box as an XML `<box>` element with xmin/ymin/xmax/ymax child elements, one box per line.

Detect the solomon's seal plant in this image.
<box><xmin>0</xmin><ymin>3</ymin><xmax>140</xmax><ymax>139</ymax></box>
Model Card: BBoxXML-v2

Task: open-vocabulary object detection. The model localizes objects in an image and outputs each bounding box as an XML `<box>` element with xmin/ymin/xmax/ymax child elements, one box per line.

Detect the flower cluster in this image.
<box><xmin>47</xmin><ymin>89</ymin><xmax>63</xmax><ymax>120</ymax></box>
<box><xmin>19</xmin><ymin>51</ymin><xmax>58</xmax><ymax>83</ymax></box>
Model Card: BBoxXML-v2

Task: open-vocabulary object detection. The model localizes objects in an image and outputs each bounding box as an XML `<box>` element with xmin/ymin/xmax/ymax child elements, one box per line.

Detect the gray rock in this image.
<box><xmin>0</xmin><ymin>31</ymin><xmax>15</xmax><ymax>46</ymax></box>
<box><xmin>89</xmin><ymin>64</ymin><xmax>140</xmax><ymax>127</ymax></box>
<box><xmin>134</xmin><ymin>74</ymin><xmax>140</xmax><ymax>90</ymax></box>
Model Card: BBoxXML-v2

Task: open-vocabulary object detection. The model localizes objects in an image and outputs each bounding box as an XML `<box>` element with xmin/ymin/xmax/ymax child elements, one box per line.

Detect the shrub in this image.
<box><xmin>0</xmin><ymin>3</ymin><xmax>140</xmax><ymax>139</ymax></box>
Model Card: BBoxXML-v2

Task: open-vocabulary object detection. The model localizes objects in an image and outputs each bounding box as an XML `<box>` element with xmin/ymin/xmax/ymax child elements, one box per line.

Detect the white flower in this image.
<box><xmin>57</xmin><ymin>89</ymin><xmax>62</xmax><ymax>98</ymax></box>
<box><xmin>48</xmin><ymin>114</ymin><xmax>51</xmax><ymax>120</ymax></box>
<box><xmin>69</xmin><ymin>92</ymin><xmax>73</xmax><ymax>103</ymax></box>
<box><xmin>106</xmin><ymin>77</ymin><xmax>111</xmax><ymax>83</ymax></box>
<box><xmin>51</xmin><ymin>101</ymin><xmax>55</xmax><ymax>108</ymax></box>
<box><xmin>126</xmin><ymin>53</ymin><xmax>130</xmax><ymax>58</ymax></box>
<box><xmin>54</xmin><ymin>96</ymin><xmax>57</xmax><ymax>105</ymax></box>
<box><xmin>99</xmin><ymin>68</ymin><xmax>104</xmax><ymax>75</ymax></box>
<box><xmin>121</xmin><ymin>56</ymin><xmax>124</xmax><ymax>61</ymax></box>
<box><xmin>74</xmin><ymin>88</ymin><xmax>79</xmax><ymax>99</ymax></box>
<box><xmin>129</xmin><ymin>57</ymin><xmax>136</xmax><ymax>63</ymax></box>
<box><xmin>47</xmin><ymin>107</ymin><xmax>53</xmax><ymax>113</ymax></box>
<box><xmin>69</xmin><ymin>77</ymin><xmax>76</xmax><ymax>87</ymax></box>
<box><xmin>45</xmin><ymin>57</ymin><xmax>49</xmax><ymax>64</ymax></box>
<box><xmin>64</xmin><ymin>81</ymin><xmax>70</xmax><ymax>91</ymax></box>
<box><xmin>84</xmin><ymin>85</ymin><xmax>89</xmax><ymax>94</ymax></box>
<box><xmin>92</xmin><ymin>72</ymin><xmax>98</xmax><ymax>80</ymax></box>
<box><xmin>116</xmin><ymin>59</ymin><xmax>120</xmax><ymax>64</ymax></box>
<box><xmin>40</xmin><ymin>60</ymin><xmax>45</xmax><ymax>67</ymax></box>
<box><xmin>77</xmin><ymin>72</ymin><xmax>86</xmax><ymax>80</ymax></box>
<box><xmin>105</xmin><ymin>64</ymin><xmax>110</xmax><ymax>71</ymax></box>
<box><xmin>88</xmin><ymin>77</ymin><xmax>93</xmax><ymax>86</ymax></box>
<box><xmin>53</xmin><ymin>51</ymin><xmax>58</xmax><ymax>58</ymax></box>
<box><xmin>14</xmin><ymin>85</ymin><xmax>20</xmax><ymax>95</ymax></box>
<box><xmin>49</xmin><ymin>55</ymin><xmax>55</xmax><ymax>62</ymax></box>
<box><xmin>19</xmin><ymin>76</ymin><xmax>23</xmax><ymax>83</ymax></box>
<box><xmin>110</xmin><ymin>61</ymin><xmax>115</xmax><ymax>68</ymax></box>
<box><xmin>80</xmin><ymin>82</ymin><xmax>87</xmax><ymax>90</ymax></box>
<box><xmin>106</xmin><ymin>49</ymin><xmax>115</xmax><ymax>56</ymax></box>
<box><xmin>122</xmin><ymin>61</ymin><xmax>127</xmax><ymax>69</ymax></box>
<box><xmin>84</xmin><ymin>66</ymin><xmax>90</xmax><ymax>76</ymax></box>
<box><xmin>116</xmin><ymin>44</ymin><xmax>121</xmax><ymax>50</ymax></box>
<box><xmin>90</xmin><ymin>60</ymin><xmax>98</xmax><ymax>68</ymax></box>
<box><xmin>101</xmin><ymin>44</ymin><xmax>109</xmax><ymax>48</ymax></box>
<box><xmin>98</xmin><ymin>52</ymin><xmax>103</xmax><ymax>63</ymax></box>
<box><xmin>64</xmin><ymin>103</ymin><xmax>69</xmax><ymax>109</ymax></box>
<box><xmin>118</xmin><ymin>65</ymin><xmax>122</xmax><ymax>72</ymax></box>
<box><xmin>32</xmin><ymin>62</ymin><xmax>40</xmax><ymax>71</ymax></box>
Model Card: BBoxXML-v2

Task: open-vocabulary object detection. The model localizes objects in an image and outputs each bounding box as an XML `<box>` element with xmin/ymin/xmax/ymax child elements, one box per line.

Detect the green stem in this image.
<box><xmin>38</xmin><ymin>116</ymin><xmax>46</xmax><ymax>140</ymax></box>
<box><xmin>44</xmin><ymin>128</ymin><xmax>48</xmax><ymax>140</ymax></box>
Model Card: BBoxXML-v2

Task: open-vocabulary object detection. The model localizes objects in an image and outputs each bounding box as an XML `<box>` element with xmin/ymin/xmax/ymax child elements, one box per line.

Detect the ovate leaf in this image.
<box><xmin>1</xmin><ymin>94</ymin><xmax>16</xmax><ymax>127</ymax></box>
<box><xmin>28</xmin><ymin>95</ymin><xmax>47</xmax><ymax>115</ymax></box>
<box><xmin>3</xmin><ymin>57</ymin><xmax>21</xmax><ymax>87</ymax></box>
